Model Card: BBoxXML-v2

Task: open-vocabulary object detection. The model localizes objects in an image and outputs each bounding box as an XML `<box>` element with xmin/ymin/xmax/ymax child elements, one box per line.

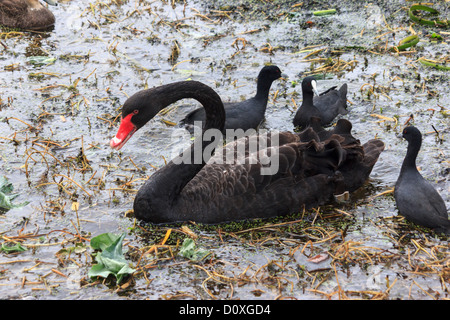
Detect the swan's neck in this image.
<box><xmin>149</xmin><ymin>82</ymin><xmax>225</xmax><ymax>132</ymax></box>
<box><xmin>133</xmin><ymin>81</ymin><xmax>224</xmax><ymax>221</ymax></box>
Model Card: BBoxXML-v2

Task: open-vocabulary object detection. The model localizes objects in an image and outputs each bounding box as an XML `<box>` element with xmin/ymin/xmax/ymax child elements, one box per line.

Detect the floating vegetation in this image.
<box><xmin>178</xmin><ymin>238</ymin><xmax>211</xmax><ymax>262</ymax></box>
<box><xmin>0</xmin><ymin>0</ymin><xmax>448</xmax><ymax>301</ymax></box>
<box><xmin>0</xmin><ymin>176</ymin><xmax>29</xmax><ymax>211</ymax></box>
<box><xmin>313</xmin><ymin>9</ymin><xmax>337</xmax><ymax>16</ymax></box>
<box><xmin>27</xmin><ymin>56</ymin><xmax>56</xmax><ymax>66</ymax></box>
<box><xmin>297</xmin><ymin>46</ymin><xmax>358</xmax><ymax>76</ymax></box>
<box><xmin>408</xmin><ymin>4</ymin><xmax>449</xmax><ymax>28</ymax></box>
<box><xmin>0</xmin><ymin>242</ymin><xmax>27</xmax><ymax>254</ymax></box>
<box><xmin>392</xmin><ymin>35</ymin><xmax>420</xmax><ymax>52</ymax></box>
<box><xmin>419</xmin><ymin>58</ymin><xmax>450</xmax><ymax>71</ymax></box>
<box><xmin>88</xmin><ymin>233</ymin><xmax>136</xmax><ymax>284</ymax></box>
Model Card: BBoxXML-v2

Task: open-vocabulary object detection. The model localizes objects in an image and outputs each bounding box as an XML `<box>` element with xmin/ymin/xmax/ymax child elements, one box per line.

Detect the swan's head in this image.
<box><xmin>110</xmin><ymin>81</ymin><xmax>225</xmax><ymax>150</ymax></box>
<box><xmin>302</xmin><ymin>76</ymin><xmax>320</xmax><ymax>96</ymax></box>
<box><xmin>110</xmin><ymin>89</ymin><xmax>162</xmax><ymax>150</ymax></box>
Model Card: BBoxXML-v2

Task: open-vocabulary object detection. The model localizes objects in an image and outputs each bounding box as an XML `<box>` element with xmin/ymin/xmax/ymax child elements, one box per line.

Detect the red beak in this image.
<box><xmin>110</xmin><ymin>113</ymin><xmax>136</xmax><ymax>150</ymax></box>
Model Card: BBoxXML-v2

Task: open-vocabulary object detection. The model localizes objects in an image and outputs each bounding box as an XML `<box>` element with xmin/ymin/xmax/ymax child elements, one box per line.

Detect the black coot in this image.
<box><xmin>394</xmin><ymin>126</ymin><xmax>449</xmax><ymax>234</ymax></box>
<box><xmin>180</xmin><ymin>65</ymin><xmax>283</xmax><ymax>132</ymax></box>
<box><xmin>293</xmin><ymin>76</ymin><xmax>348</xmax><ymax>128</ymax></box>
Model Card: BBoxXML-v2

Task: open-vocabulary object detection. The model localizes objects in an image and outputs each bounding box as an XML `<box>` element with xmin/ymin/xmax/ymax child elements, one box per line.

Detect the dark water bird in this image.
<box><xmin>110</xmin><ymin>81</ymin><xmax>384</xmax><ymax>224</ymax></box>
<box><xmin>180</xmin><ymin>65</ymin><xmax>283</xmax><ymax>132</ymax></box>
<box><xmin>394</xmin><ymin>126</ymin><xmax>449</xmax><ymax>234</ymax></box>
<box><xmin>293</xmin><ymin>76</ymin><xmax>348</xmax><ymax>129</ymax></box>
<box><xmin>307</xmin><ymin>117</ymin><xmax>353</xmax><ymax>142</ymax></box>
<box><xmin>0</xmin><ymin>0</ymin><xmax>57</xmax><ymax>30</ymax></box>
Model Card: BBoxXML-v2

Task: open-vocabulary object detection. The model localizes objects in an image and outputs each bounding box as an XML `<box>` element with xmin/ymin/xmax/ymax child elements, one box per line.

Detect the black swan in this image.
<box><xmin>110</xmin><ymin>81</ymin><xmax>384</xmax><ymax>224</ymax></box>
<box><xmin>0</xmin><ymin>0</ymin><xmax>56</xmax><ymax>30</ymax></box>
<box><xmin>180</xmin><ymin>65</ymin><xmax>283</xmax><ymax>132</ymax></box>
<box><xmin>394</xmin><ymin>126</ymin><xmax>449</xmax><ymax>234</ymax></box>
<box><xmin>293</xmin><ymin>76</ymin><xmax>348</xmax><ymax>128</ymax></box>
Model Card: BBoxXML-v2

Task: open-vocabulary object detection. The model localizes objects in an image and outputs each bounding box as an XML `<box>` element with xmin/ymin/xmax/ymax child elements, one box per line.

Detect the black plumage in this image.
<box><xmin>293</xmin><ymin>76</ymin><xmax>348</xmax><ymax>128</ymax></box>
<box><xmin>394</xmin><ymin>126</ymin><xmax>449</xmax><ymax>234</ymax></box>
<box><xmin>110</xmin><ymin>81</ymin><xmax>384</xmax><ymax>224</ymax></box>
<box><xmin>180</xmin><ymin>65</ymin><xmax>283</xmax><ymax>132</ymax></box>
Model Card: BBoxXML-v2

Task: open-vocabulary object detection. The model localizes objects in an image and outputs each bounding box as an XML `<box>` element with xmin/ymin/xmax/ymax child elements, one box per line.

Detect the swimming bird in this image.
<box><xmin>0</xmin><ymin>0</ymin><xmax>56</xmax><ymax>31</ymax></box>
<box><xmin>110</xmin><ymin>80</ymin><xmax>384</xmax><ymax>224</ymax></box>
<box><xmin>293</xmin><ymin>76</ymin><xmax>348</xmax><ymax>129</ymax></box>
<box><xmin>180</xmin><ymin>65</ymin><xmax>283</xmax><ymax>132</ymax></box>
<box><xmin>394</xmin><ymin>126</ymin><xmax>449</xmax><ymax>234</ymax></box>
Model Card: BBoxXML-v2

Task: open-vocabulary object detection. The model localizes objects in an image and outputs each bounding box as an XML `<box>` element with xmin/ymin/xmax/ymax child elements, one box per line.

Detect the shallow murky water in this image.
<box><xmin>0</xmin><ymin>0</ymin><xmax>448</xmax><ymax>300</ymax></box>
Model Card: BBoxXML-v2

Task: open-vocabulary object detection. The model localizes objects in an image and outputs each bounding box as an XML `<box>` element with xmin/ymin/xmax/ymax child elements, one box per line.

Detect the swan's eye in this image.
<box><xmin>133</xmin><ymin>110</ymin><xmax>139</xmax><ymax>115</ymax></box>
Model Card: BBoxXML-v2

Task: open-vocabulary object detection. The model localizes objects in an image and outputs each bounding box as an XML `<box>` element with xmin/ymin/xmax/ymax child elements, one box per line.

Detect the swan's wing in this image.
<box><xmin>336</xmin><ymin>139</ymin><xmax>384</xmax><ymax>192</ymax></box>
<box><xmin>361</xmin><ymin>139</ymin><xmax>385</xmax><ymax>168</ymax></box>
<box><xmin>180</xmin><ymin>135</ymin><xmax>351</xmax><ymax>222</ymax></box>
<box><xmin>179</xmin><ymin>124</ymin><xmax>384</xmax><ymax>223</ymax></box>
<box><xmin>189</xmin><ymin>135</ymin><xmax>346</xmax><ymax>199</ymax></box>
<box><xmin>208</xmin><ymin>131</ymin><xmax>302</xmax><ymax>164</ymax></box>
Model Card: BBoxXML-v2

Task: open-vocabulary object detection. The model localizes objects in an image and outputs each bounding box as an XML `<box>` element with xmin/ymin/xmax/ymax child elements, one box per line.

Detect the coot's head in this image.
<box><xmin>402</xmin><ymin>126</ymin><xmax>422</xmax><ymax>144</ymax></box>
<box><xmin>302</xmin><ymin>76</ymin><xmax>320</xmax><ymax>96</ymax></box>
<box><xmin>258</xmin><ymin>65</ymin><xmax>284</xmax><ymax>82</ymax></box>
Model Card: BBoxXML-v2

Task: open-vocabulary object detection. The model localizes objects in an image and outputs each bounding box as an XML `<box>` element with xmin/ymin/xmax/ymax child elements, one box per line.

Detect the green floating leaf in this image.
<box><xmin>1</xmin><ymin>242</ymin><xmax>27</xmax><ymax>253</ymax></box>
<box><xmin>408</xmin><ymin>5</ymin><xmax>449</xmax><ymax>28</ymax></box>
<box><xmin>0</xmin><ymin>176</ymin><xmax>30</xmax><ymax>211</ymax></box>
<box><xmin>179</xmin><ymin>238</ymin><xmax>211</xmax><ymax>262</ymax></box>
<box><xmin>431</xmin><ymin>32</ymin><xmax>443</xmax><ymax>40</ymax></box>
<box><xmin>27</xmin><ymin>56</ymin><xmax>56</xmax><ymax>66</ymax></box>
<box><xmin>88</xmin><ymin>233</ymin><xmax>136</xmax><ymax>284</ymax></box>
<box><xmin>419</xmin><ymin>59</ymin><xmax>450</xmax><ymax>71</ymax></box>
<box><xmin>90</xmin><ymin>233</ymin><xmax>122</xmax><ymax>251</ymax></box>
<box><xmin>392</xmin><ymin>35</ymin><xmax>420</xmax><ymax>51</ymax></box>
<box><xmin>313</xmin><ymin>9</ymin><xmax>336</xmax><ymax>16</ymax></box>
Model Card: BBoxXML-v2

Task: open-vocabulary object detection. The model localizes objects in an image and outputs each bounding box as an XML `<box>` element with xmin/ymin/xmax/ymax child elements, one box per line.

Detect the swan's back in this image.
<box><xmin>176</xmin><ymin>128</ymin><xmax>378</xmax><ymax>223</ymax></box>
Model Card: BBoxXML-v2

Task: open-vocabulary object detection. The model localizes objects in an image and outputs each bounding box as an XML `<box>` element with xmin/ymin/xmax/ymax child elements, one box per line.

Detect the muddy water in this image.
<box><xmin>0</xmin><ymin>0</ymin><xmax>448</xmax><ymax>300</ymax></box>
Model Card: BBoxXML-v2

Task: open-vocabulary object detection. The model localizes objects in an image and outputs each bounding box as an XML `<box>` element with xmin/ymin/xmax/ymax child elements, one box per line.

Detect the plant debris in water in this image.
<box><xmin>0</xmin><ymin>0</ymin><xmax>448</xmax><ymax>301</ymax></box>
<box><xmin>179</xmin><ymin>238</ymin><xmax>211</xmax><ymax>262</ymax></box>
<box><xmin>0</xmin><ymin>242</ymin><xmax>27</xmax><ymax>254</ymax></box>
<box><xmin>0</xmin><ymin>176</ymin><xmax>29</xmax><ymax>211</ymax></box>
<box><xmin>88</xmin><ymin>233</ymin><xmax>136</xmax><ymax>284</ymax></box>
